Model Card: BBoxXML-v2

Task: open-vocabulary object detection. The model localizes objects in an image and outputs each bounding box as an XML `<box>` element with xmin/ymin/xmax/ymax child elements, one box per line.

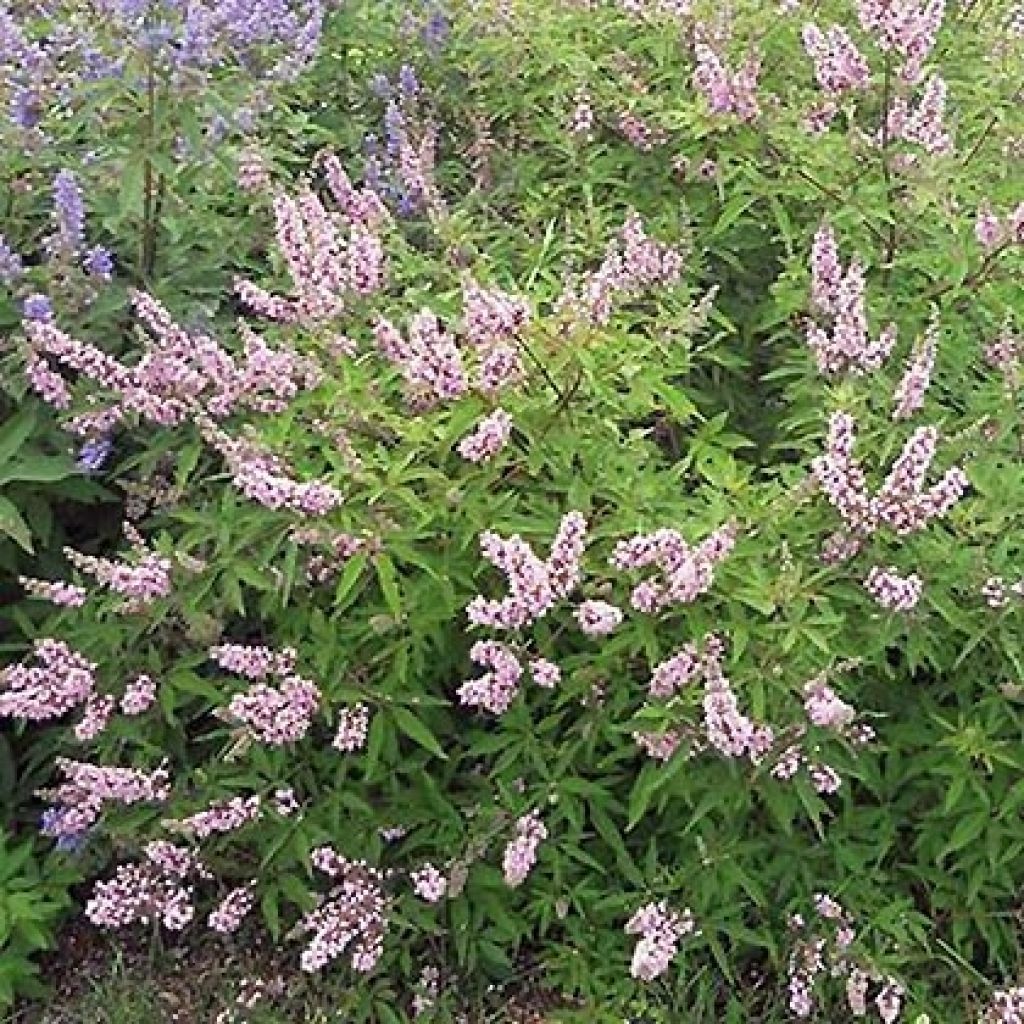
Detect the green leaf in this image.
<box><xmin>373</xmin><ymin>554</ymin><xmax>402</xmax><ymax>618</ymax></box>
<box><xmin>0</xmin><ymin>455</ymin><xmax>75</xmax><ymax>486</ymax></box>
<box><xmin>0</xmin><ymin>496</ymin><xmax>33</xmax><ymax>552</ymax></box>
<box><xmin>0</xmin><ymin>410</ymin><xmax>37</xmax><ymax>468</ymax></box>
<box><xmin>391</xmin><ymin>706</ymin><xmax>447</xmax><ymax>760</ymax></box>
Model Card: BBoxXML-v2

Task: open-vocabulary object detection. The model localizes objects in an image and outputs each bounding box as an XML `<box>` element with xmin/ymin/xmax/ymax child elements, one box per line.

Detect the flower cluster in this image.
<box><xmin>208</xmin><ymin>885</ymin><xmax>256</xmax><ymax>934</ymax></box>
<box><xmin>884</xmin><ymin>74</ymin><xmax>952</xmax><ymax>154</ymax></box>
<box><xmin>981</xmin><ymin>576</ymin><xmax>1024</xmax><ymax>609</ymax></box>
<box><xmin>64</xmin><ymin>544</ymin><xmax>173</xmax><ymax>609</ymax></box>
<box><xmin>85</xmin><ymin>862</ymin><xmax>195</xmax><ymax>932</ymax></box>
<box><xmin>213</xmin><ymin>645</ymin><xmax>321</xmax><ymax>745</ymax></box>
<box><xmin>121</xmin><ymin>674</ymin><xmax>158</xmax><ymax>715</ymax></box>
<box><xmin>787</xmin><ymin>896</ymin><xmax>903</xmax><ymax>1020</ymax></box>
<box><xmin>574</xmin><ymin>599</ymin><xmax>624</xmax><ymax>636</ymax></box>
<box><xmin>802</xmin><ymin>24</ymin><xmax>870</xmax><ymax>96</ymax></box>
<box><xmin>813</xmin><ymin>413</ymin><xmax>968</xmax><ymax>555</ymax></box>
<box><xmin>17</xmin><ymin>576</ymin><xmax>88</xmax><ymax>608</ymax></box>
<box><xmin>375</xmin><ymin>310</ymin><xmax>468</xmax><ymax>408</ymax></box>
<box><xmin>203</xmin><ymin>425</ymin><xmax>343</xmax><ymax>517</ymax></box>
<box><xmin>502</xmin><ymin>811</ymin><xmax>547</xmax><ymax>887</ymax></box>
<box><xmin>857</xmin><ymin>0</ymin><xmax>944</xmax><ymax>80</ymax></box>
<box><xmin>226</xmin><ymin>674</ymin><xmax>321</xmax><ymax>745</ymax></box>
<box><xmin>333</xmin><ymin>703</ymin><xmax>371</xmax><ymax>752</ymax></box>
<box><xmin>610</xmin><ymin>521</ymin><xmax>737</xmax><ymax>613</ymax></box>
<box><xmin>41</xmin><ymin>758</ymin><xmax>171</xmax><ymax>840</ymax></box>
<box><xmin>974</xmin><ymin>202</ymin><xmax>1024</xmax><ymax>250</ymax></box>
<box><xmin>701</xmin><ymin>638</ymin><xmax>775</xmax><ymax>761</ymax></box>
<box><xmin>410</xmin><ymin>863</ymin><xmax>447</xmax><ymax>902</ymax></box>
<box><xmin>300</xmin><ymin>852</ymin><xmax>389</xmax><ymax>973</ymax></box>
<box><xmin>170</xmin><ymin>795</ymin><xmax>263</xmax><ymax>840</ymax></box>
<box><xmin>625</xmin><ymin>901</ymin><xmax>696</xmax><ymax>981</ymax></box>
<box><xmin>236</xmin><ymin>180</ymin><xmax>387</xmax><ymax>323</ymax></box>
<box><xmin>892</xmin><ymin>321</ymin><xmax>938</xmax><ymax>420</ymax></box>
<box><xmin>362</xmin><ymin>68</ymin><xmax>442</xmax><ymax>217</ymax></box>
<box><xmin>458</xmin><ymin>640</ymin><xmax>524</xmax><ymax>714</ymax></box>
<box><xmin>25</xmin><ymin>292</ymin><xmax>321</xmax><ymax>432</ymax></box>
<box><xmin>466</xmin><ymin>511</ymin><xmax>587</xmax><ymax>630</ymax></box>
<box><xmin>693</xmin><ymin>42</ymin><xmax>760</xmax><ymax>121</ymax></box>
<box><xmin>457</xmin><ymin>408</ymin><xmax>513</xmax><ymax>463</ymax></box>
<box><xmin>806</xmin><ymin>223</ymin><xmax>898</xmax><ymax>375</ymax></box>
<box><xmin>864</xmin><ymin>565</ymin><xmax>924</xmax><ymax>612</ymax></box>
<box><xmin>0</xmin><ymin>639</ymin><xmax>96</xmax><ymax>722</ymax></box>
<box><xmin>555</xmin><ymin>212</ymin><xmax>684</xmax><ymax>330</ymax></box>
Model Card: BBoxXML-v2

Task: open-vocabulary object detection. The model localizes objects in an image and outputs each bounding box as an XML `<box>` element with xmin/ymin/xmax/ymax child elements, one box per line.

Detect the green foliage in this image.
<box><xmin>0</xmin><ymin>833</ymin><xmax>77</xmax><ymax>1007</ymax></box>
<box><xmin>0</xmin><ymin>0</ymin><xmax>1023</xmax><ymax>1020</ymax></box>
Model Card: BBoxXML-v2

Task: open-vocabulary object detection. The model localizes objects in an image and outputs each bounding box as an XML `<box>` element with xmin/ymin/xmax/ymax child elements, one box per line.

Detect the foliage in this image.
<box><xmin>0</xmin><ymin>831</ymin><xmax>76</xmax><ymax>1006</ymax></box>
<box><xmin>0</xmin><ymin>0</ymin><xmax>1023</xmax><ymax>1020</ymax></box>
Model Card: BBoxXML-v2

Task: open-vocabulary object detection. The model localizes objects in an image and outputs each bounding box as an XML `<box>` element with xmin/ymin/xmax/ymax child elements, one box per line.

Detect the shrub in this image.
<box><xmin>0</xmin><ymin>0</ymin><xmax>1022</xmax><ymax>1020</ymax></box>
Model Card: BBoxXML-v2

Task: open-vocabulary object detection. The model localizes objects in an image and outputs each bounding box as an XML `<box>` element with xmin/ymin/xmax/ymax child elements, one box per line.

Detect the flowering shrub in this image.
<box><xmin>1</xmin><ymin>0</ymin><xmax>1023</xmax><ymax>1019</ymax></box>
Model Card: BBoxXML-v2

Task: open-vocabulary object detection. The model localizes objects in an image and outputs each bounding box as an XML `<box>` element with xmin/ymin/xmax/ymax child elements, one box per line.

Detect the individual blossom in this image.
<box><xmin>333</xmin><ymin>703</ymin><xmax>370</xmax><ymax>752</ymax></box>
<box><xmin>876</xmin><ymin>978</ymin><xmax>904</xmax><ymax>1023</ymax></box>
<box><xmin>411</xmin><ymin>863</ymin><xmax>447</xmax><ymax>902</ymax></box>
<box><xmin>634</xmin><ymin>727</ymin><xmax>684</xmax><ymax>761</ymax></box>
<box><xmin>23</xmin><ymin>294</ymin><xmax>54</xmax><ymax>321</ymax></box>
<box><xmin>0</xmin><ymin>234</ymin><xmax>24</xmax><ymax>284</ymax></box>
<box><xmin>625</xmin><ymin>900</ymin><xmax>696</xmax><ymax>981</ymax></box>
<box><xmin>847</xmin><ymin>967</ymin><xmax>870</xmax><ymax>1015</ymax></box>
<box><xmin>574</xmin><ymin>599</ymin><xmax>623</xmax><ymax>636</ymax></box>
<box><xmin>803</xmin><ymin>679</ymin><xmax>856</xmax><ymax>729</ymax></box>
<box><xmin>83</xmin><ymin>245</ymin><xmax>114</xmax><ymax>280</ymax></box>
<box><xmin>567</xmin><ymin>89</ymin><xmax>595</xmax><ymax>137</ymax></box>
<box><xmin>457</xmin><ymin>408</ymin><xmax>513</xmax><ymax>463</ymax></box>
<box><xmin>502</xmin><ymin>811</ymin><xmax>546</xmax><ymax>887</ymax></box>
<box><xmin>49</xmin><ymin>169</ymin><xmax>86</xmax><ymax>258</ymax></box>
<box><xmin>980</xmin><ymin>985</ymin><xmax>1024</xmax><ymax>1023</ymax></box>
<box><xmin>864</xmin><ymin>566</ymin><xmax>923</xmax><ymax>611</ymax></box>
<box><xmin>238</xmin><ymin>147</ymin><xmax>270</xmax><ymax>193</ymax></box>
<box><xmin>76</xmin><ymin>435</ymin><xmax>113</xmax><ymax>473</ymax></box>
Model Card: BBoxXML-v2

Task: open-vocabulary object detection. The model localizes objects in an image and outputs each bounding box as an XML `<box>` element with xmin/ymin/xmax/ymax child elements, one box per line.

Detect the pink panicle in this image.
<box><xmin>0</xmin><ymin>639</ymin><xmax>96</xmax><ymax>722</ymax></box>
<box><xmin>625</xmin><ymin>900</ymin><xmax>696</xmax><ymax>981</ymax></box>
<box><xmin>502</xmin><ymin>811</ymin><xmax>547</xmax><ymax>887</ymax></box>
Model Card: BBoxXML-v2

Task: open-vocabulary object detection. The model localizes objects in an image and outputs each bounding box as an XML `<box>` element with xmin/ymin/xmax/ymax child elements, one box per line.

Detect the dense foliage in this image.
<box><xmin>1</xmin><ymin>0</ymin><xmax>1022</xmax><ymax>1019</ymax></box>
